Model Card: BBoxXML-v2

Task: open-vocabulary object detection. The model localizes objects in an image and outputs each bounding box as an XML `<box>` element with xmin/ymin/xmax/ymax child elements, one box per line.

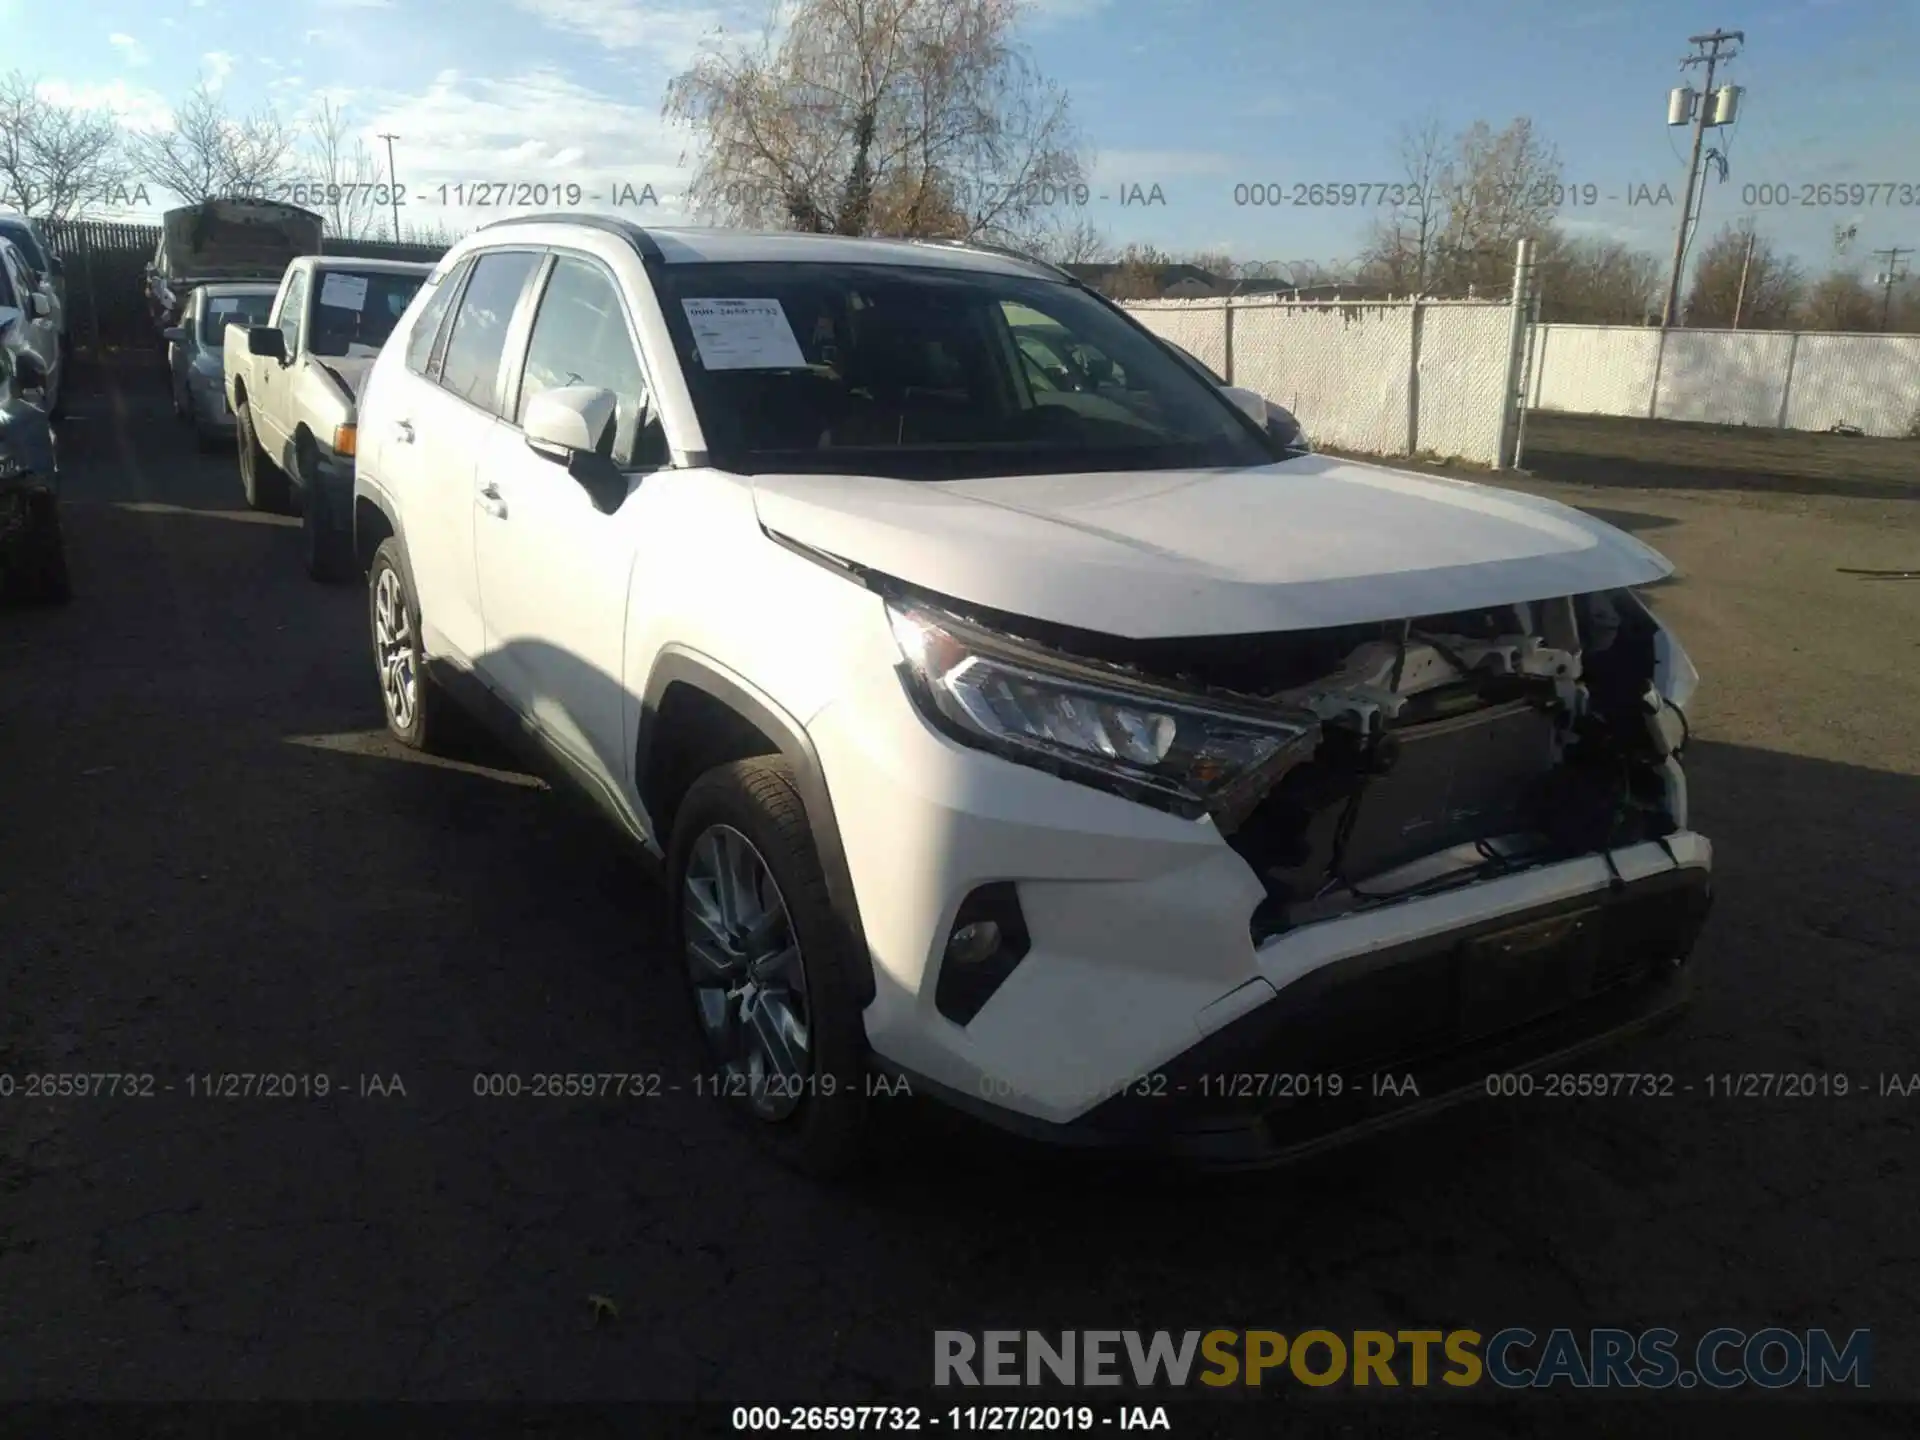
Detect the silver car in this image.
<box><xmin>166</xmin><ymin>283</ymin><xmax>278</xmax><ymax>448</ymax></box>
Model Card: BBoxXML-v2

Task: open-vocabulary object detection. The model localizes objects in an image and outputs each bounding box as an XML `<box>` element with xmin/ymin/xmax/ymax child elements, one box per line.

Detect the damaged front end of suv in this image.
<box><xmin>890</xmin><ymin>587</ymin><xmax>1697</xmax><ymax>928</ymax></box>
<box><xmin>882</xmin><ymin>581</ymin><xmax>1709</xmax><ymax>1160</ymax></box>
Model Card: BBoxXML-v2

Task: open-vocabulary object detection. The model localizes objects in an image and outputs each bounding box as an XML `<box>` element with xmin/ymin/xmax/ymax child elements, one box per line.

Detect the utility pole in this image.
<box><xmin>1731</xmin><ymin>226</ymin><xmax>1756</xmax><ymax>329</ymax></box>
<box><xmin>1661</xmin><ymin>29</ymin><xmax>1743</xmax><ymax>328</ymax></box>
<box><xmin>1872</xmin><ymin>245</ymin><xmax>1912</xmax><ymax>332</ymax></box>
<box><xmin>378</xmin><ymin>133</ymin><xmax>402</xmax><ymax>244</ymax></box>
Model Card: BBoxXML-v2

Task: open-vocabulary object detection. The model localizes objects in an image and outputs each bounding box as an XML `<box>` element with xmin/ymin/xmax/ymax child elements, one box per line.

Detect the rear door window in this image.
<box><xmin>438</xmin><ymin>250</ymin><xmax>540</xmax><ymax>413</ymax></box>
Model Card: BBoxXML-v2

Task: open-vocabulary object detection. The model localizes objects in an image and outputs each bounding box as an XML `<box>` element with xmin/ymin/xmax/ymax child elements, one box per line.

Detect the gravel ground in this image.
<box><xmin>2</xmin><ymin>360</ymin><xmax>1915</xmax><ymax>1426</ymax></box>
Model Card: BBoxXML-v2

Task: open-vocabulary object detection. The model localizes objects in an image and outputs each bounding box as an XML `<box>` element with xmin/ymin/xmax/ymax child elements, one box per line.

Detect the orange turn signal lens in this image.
<box><xmin>333</xmin><ymin>424</ymin><xmax>357</xmax><ymax>457</ymax></box>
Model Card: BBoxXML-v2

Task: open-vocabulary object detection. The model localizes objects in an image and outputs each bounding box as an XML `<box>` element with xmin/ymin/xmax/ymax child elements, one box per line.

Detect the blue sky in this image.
<box><xmin>11</xmin><ymin>0</ymin><xmax>1918</xmax><ymax>278</ymax></box>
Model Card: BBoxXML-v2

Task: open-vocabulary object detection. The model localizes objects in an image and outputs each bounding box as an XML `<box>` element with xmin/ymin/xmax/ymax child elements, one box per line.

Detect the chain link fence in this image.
<box><xmin>40</xmin><ymin>218</ymin><xmax>449</xmax><ymax>353</ymax></box>
<box><xmin>1122</xmin><ymin>294</ymin><xmax>1526</xmax><ymax>466</ymax></box>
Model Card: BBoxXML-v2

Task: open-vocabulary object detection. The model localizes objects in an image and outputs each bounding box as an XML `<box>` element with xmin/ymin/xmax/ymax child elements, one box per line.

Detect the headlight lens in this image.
<box><xmin>887</xmin><ymin>602</ymin><xmax>1320</xmax><ymax>820</ymax></box>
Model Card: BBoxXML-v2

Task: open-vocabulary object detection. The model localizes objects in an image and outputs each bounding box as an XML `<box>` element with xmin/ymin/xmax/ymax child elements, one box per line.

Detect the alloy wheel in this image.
<box><xmin>681</xmin><ymin>824</ymin><xmax>811</xmax><ymax>1121</ymax></box>
<box><xmin>372</xmin><ymin>566</ymin><xmax>417</xmax><ymax>732</ymax></box>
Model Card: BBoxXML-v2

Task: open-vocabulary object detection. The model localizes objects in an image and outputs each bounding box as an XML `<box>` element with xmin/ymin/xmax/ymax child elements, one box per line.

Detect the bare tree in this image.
<box><xmin>1684</xmin><ymin>222</ymin><xmax>1802</xmax><ymax>327</ymax></box>
<box><xmin>306</xmin><ymin>98</ymin><xmax>383</xmax><ymax>241</ymax></box>
<box><xmin>1432</xmin><ymin>117</ymin><xmax>1563</xmax><ymax>294</ymax></box>
<box><xmin>1541</xmin><ymin>237</ymin><xmax>1662</xmax><ymax>323</ymax></box>
<box><xmin>130</xmin><ymin>84</ymin><xmax>299</xmax><ymax>204</ymax></box>
<box><xmin>1029</xmin><ymin>214</ymin><xmax>1108</xmax><ymax>265</ymax></box>
<box><xmin>664</xmin><ymin>0</ymin><xmax>1086</xmax><ymax>248</ymax></box>
<box><xmin>1797</xmin><ymin>267</ymin><xmax>1880</xmax><ymax>332</ymax></box>
<box><xmin>1359</xmin><ymin>116</ymin><xmax>1450</xmax><ymax>294</ymax></box>
<box><xmin>1084</xmin><ymin>242</ymin><xmax>1171</xmax><ymax>299</ymax></box>
<box><xmin>0</xmin><ymin>71</ymin><xmax>129</xmax><ymax>220</ymax></box>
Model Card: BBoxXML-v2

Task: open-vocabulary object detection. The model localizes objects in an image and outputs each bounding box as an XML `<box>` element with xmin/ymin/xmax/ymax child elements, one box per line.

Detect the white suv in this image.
<box><xmin>352</xmin><ymin>217</ymin><xmax>1712</xmax><ymax>1175</ymax></box>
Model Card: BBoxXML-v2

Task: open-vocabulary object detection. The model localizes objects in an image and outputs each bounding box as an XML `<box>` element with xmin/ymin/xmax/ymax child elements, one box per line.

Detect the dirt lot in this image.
<box><xmin>2</xmin><ymin>362</ymin><xmax>1917</xmax><ymax>1425</ymax></box>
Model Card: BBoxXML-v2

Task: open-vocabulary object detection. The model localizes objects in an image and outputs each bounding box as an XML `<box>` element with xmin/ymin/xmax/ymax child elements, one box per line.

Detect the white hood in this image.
<box><xmin>751</xmin><ymin>455</ymin><xmax>1673</xmax><ymax>638</ymax></box>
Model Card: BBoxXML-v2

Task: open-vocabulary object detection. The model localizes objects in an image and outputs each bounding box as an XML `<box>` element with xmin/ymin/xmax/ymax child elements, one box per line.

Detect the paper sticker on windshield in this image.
<box><xmin>679</xmin><ymin>298</ymin><xmax>806</xmax><ymax>370</ymax></box>
<box><xmin>208</xmin><ymin>297</ymin><xmax>241</xmax><ymax>315</ymax></box>
<box><xmin>318</xmin><ymin>272</ymin><xmax>370</xmax><ymax>312</ymax></box>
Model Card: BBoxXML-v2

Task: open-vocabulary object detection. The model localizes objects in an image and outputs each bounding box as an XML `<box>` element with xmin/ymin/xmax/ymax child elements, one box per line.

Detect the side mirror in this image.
<box><xmin>525</xmin><ymin>385</ymin><xmax>617</xmax><ymax>454</ymax></box>
<box><xmin>247</xmin><ymin>326</ymin><xmax>287</xmax><ymax>361</ymax></box>
<box><xmin>163</xmin><ymin>326</ymin><xmax>189</xmax><ymax>345</ymax></box>
<box><xmin>524</xmin><ymin>385</ymin><xmax>628</xmax><ymax>510</ymax></box>
<box><xmin>46</xmin><ymin>256</ymin><xmax>63</xmax><ymax>278</ymax></box>
<box><xmin>28</xmin><ymin>292</ymin><xmax>48</xmax><ymax>319</ymax></box>
<box><xmin>1220</xmin><ymin>384</ymin><xmax>1268</xmax><ymax>428</ymax></box>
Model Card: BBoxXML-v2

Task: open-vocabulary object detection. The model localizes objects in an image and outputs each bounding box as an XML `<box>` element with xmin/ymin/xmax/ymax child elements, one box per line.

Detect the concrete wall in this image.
<box><xmin>1124</xmin><ymin>296</ymin><xmax>1520</xmax><ymax>465</ymax></box>
<box><xmin>1530</xmin><ymin>324</ymin><xmax>1920</xmax><ymax>437</ymax></box>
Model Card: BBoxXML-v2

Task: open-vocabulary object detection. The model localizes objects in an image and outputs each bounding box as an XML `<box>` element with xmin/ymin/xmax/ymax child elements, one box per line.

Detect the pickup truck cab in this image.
<box><xmin>226</xmin><ymin>255</ymin><xmax>430</xmax><ymax>580</ymax></box>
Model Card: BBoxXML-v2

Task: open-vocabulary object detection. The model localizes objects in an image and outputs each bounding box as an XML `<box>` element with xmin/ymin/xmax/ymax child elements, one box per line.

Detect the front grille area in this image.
<box><xmin>1075</xmin><ymin>865</ymin><xmax>1712</xmax><ymax>1153</ymax></box>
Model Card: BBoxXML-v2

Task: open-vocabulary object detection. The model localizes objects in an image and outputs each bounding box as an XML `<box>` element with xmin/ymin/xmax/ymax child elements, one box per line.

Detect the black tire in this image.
<box><xmin>367</xmin><ymin>537</ymin><xmax>449</xmax><ymax>752</ymax></box>
<box><xmin>236</xmin><ymin>403</ymin><xmax>292</xmax><ymax>515</ymax></box>
<box><xmin>2</xmin><ymin>494</ymin><xmax>71</xmax><ymax>604</ymax></box>
<box><xmin>301</xmin><ymin>458</ymin><xmax>355</xmax><ymax>584</ymax></box>
<box><xmin>46</xmin><ymin>362</ymin><xmax>66</xmax><ymax>421</ymax></box>
<box><xmin>668</xmin><ymin>758</ymin><xmax>871</xmax><ymax>1178</ymax></box>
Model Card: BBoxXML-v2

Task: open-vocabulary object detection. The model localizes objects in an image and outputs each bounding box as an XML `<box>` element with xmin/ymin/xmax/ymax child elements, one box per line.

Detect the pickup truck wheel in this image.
<box><xmin>2</xmin><ymin>493</ymin><xmax>72</xmax><ymax>604</ymax></box>
<box><xmin>669</xmin><ymin>758</ymin><xmax>871</xmax><ymax>1179</ymax></box>
<box><xmin>368</xmin><ymin>538</ymin><xmax>448</xmax><ymax>752</ymax></box>
<box><xmin>236</xmin><ymin>404</ymin><xmax>292</xmax><ymax>515</ymax></box>
<box><xmin>301</xmin><ymin>457</ymin><xmax>354</xmax><ymax>584</ymax></box>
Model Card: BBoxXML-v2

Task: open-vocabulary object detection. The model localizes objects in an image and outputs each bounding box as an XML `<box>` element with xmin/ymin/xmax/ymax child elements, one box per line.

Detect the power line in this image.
<box><xmin>1661</xmin><ymin>28</ymin><xmax>1743</xmax><ymax>327</ymax></box>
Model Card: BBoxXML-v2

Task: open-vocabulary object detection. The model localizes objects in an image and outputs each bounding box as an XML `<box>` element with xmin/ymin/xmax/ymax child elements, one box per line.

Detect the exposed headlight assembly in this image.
<box><xmin>887</xmin><ymin>602</ymin><xmax>1320</xmax><ymax>825</ymax></box>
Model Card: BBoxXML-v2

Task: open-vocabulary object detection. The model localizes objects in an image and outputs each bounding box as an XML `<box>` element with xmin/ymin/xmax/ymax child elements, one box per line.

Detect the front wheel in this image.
<box><xmin>668</xmin><ymin>758</ymin><xmax>871</xmax><ymax>1178</ymax></box>
<box><xmin>299</xmin><ymin>447</ymin><xmax>355</xmax><ymax>584</ymax></box>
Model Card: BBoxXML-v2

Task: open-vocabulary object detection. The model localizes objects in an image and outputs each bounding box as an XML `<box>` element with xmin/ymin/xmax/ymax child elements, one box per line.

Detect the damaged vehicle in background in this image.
<box><xmin>165</xmin><ymin>282</ymin><xmax>278</xmax><ymax>449</ymax></box>
<box><xmin>146</xmin><ymin>198</ymin><xmax>323</xmax><ymax>367</ymax></box>
<box><xmin>226</xmin><ymin>255</ymin><xmax>429</xmax><ymax>580</ymax></box>
<box><xmin>0</xmin><ymin>337</ymin><xmax>68</xmax><ymax>602</ymax></box>
<box><xmin>352</xmin><ymin>221</ymin><xmax>1710</xmax><ymax>1176</ymax></box>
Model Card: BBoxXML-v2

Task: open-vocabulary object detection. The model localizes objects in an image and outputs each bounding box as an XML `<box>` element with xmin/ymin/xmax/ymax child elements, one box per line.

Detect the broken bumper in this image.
<box><xmin>877</xmin><ymin>843</ymin><xmax>1711</xmax><ymax>1169</ymax></box>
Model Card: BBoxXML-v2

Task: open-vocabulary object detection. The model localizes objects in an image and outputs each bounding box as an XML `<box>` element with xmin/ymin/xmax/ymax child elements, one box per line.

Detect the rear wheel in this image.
<box><xmin>668</xmin><ymin>758</ymin><xmax>871</xmax><ymax>1178</ymax></box>
<box><xmin>236</xmin><ymin>403</ymin><xmax>292</xmax><ymax>514</ymax></box>
<box><xmin>368</xmin><ymin>538</ymin><xmax>448</xmax><ymax>751</ymax></box>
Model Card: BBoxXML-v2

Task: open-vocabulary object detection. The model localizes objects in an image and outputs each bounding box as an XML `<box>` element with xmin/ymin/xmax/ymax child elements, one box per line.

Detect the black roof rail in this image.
<box><xmin>475</xmin><ymin>212</ymin><xmax>664</xmax><ymax>263</ymax></box>
<box><xmin>907</xmin><ymin>237</ymin><xmax>1076</xmax><ymax>284</ymax></box>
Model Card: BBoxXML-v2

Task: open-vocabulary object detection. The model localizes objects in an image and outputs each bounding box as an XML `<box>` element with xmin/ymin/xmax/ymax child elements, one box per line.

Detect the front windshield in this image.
<box><xmin>651</xmin><ymin>262</ymin><xmax>1276</xmax><ymax>479</ymax></box>
<box><xmin>307</xmin><ymin>270</ymin><xmax>426</xmax><ymax>358</ymax></box>
<box><xmin>198</xmin><ymin>291</ymin><xmax>276</xmax><ymax>346</ymax></box>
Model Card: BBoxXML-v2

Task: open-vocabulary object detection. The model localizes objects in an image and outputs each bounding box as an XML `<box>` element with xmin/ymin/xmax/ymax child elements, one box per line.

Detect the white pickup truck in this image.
<box><xmin>225</xmin><ymin>255</ymin><xmax>430</xmax><ymax>580</ymax></box>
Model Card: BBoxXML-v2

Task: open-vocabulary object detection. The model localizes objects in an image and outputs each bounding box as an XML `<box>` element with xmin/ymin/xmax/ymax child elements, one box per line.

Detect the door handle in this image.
<box><xmin>477</xmin><ymin>481</ymin><xmax>508</xmax><ymax>519</ymax></box>
<box><xmin>393</xmin><ymin>419</ymin><xmax>415</xmax><ymax>443</ymax></box>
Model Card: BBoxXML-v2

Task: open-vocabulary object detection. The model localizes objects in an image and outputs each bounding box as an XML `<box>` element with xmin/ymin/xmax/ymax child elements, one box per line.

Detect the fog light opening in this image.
<box><xmin>946</xmin><ymin>920</ymin><xmax>1002</xmax><ymax>966</ymax></box>
<box><xmin>934</xmin><ymin>883</ymin><xmax>1031</xmax><ymax>1027</ymax></box>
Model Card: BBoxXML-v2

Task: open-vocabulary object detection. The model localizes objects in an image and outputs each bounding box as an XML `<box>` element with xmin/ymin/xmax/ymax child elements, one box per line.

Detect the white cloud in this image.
<box><xmin>203</xmin><ymin>51</ymin><xmax>237</xmax><ymax>92</ymax></box>
<box><xmin>317</xmin><ymin>0</ymin><xmax>395</xmax><ymax>7</ymax></box>
<box><xmin>36</xmin><ymin>76</ymin><xmax>172</xmax><ymax>133</ymax></box>
<box><xmin>363</xmin><ymin>67</ymin><xmax>697</xmax><ymax>233</ymax></box>
<box><xmin>509</xmin><ymin>0</ymin><xmax>747</xmax><ymax>68</ymax></box>
<box><xmin>108</xmin><ymin>33</ymin><xmax>150</xmax><ymax>66</ymax></box>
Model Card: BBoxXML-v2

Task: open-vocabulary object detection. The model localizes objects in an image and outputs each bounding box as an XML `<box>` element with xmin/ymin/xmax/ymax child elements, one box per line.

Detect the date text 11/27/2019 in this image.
<box><xmin>430</xmin><ymin>182</ymin><xmax>664</xmax><ymax>208</ymax></box>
